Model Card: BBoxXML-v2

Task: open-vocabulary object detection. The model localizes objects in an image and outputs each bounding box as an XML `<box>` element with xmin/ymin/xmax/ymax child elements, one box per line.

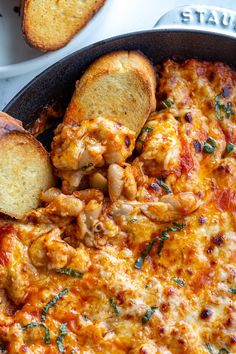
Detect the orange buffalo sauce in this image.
<box><xmin>0</xmin><ymin>59</ymin><xmax>236</xmax><ymax>354</ymax></box>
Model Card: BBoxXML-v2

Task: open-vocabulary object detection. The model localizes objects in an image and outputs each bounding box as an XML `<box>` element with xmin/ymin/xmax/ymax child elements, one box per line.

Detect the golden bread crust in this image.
<box><xmin>0</xmin><ymin>113</ymin><xmax>55</xmax><ymax>219</ymax></box>
<box><xmin>64</xmin><ymin>50</ymin><xmax>157</xmax><ymax>134</ymax></box>
<box><xmin>21</xmin><ymin>0</ymin><xmax>106</xmax><ymax>51</ymax></box>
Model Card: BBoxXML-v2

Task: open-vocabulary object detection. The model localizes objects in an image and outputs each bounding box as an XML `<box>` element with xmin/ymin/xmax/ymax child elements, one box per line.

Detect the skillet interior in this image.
<box><xmin>4</xmin><ymin>29</ymin><xmax>236</xmax><ymax>147</ymax></box>
<box><xmin>1</xmin><ymin>28</ymin><xmax>236</xmax><ymax>354</ymax></box>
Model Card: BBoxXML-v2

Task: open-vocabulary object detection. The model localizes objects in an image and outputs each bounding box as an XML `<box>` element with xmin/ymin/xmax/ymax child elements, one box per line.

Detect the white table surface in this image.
<box><xmin>0</xmin><ymin>0</ymin><xmax>236</xmax><ymax>111</ymax></box>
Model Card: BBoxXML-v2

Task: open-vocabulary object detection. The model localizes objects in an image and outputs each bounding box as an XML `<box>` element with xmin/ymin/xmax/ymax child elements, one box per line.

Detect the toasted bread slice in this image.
<box><xmin>0</xmin><ymin>112</ymin><xmax>55</xmax><ymax>219</ymax></box>
<box><xmin>21</xmin><ymin>0</ymin><xmax>106</xmax><ymax>51</ymax></box>
<box><xmin>64</xmin><ymin>51</ymin><xmax>157</xmax><ymax>134</ymax></box>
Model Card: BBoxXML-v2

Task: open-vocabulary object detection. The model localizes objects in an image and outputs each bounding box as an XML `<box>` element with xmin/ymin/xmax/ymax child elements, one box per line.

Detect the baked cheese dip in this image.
<box><xmin>0</xmin><ymin>59</ymin><xmax>235</xmax><ymax>354</ymax></box>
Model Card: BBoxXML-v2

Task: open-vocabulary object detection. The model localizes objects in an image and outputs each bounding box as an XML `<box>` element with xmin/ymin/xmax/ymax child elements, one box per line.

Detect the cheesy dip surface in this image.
<box><xmin>0</xmin><ymin>59</ymin><xmax>235</xmax><ymax>354</ymax></box>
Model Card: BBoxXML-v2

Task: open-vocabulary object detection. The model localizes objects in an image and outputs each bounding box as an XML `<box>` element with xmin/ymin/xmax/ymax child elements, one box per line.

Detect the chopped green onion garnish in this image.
<box><xmin>161</xmin><ymin>98</ymin><xmax>174</xmax><ymax>109</ymax></box>
<box><xmin>80</xmin><ymin>162</ymin><xmax>94</xmax><ymax>171</ymax></box>
<box><xmin>21</xmin><ymin>322</ymin><xmax>50</xmax><ymax>344</ymax></box>
<box><xmin>135</xmin><ymin>222</ymin><xmax>186</xmax><ymax>266</ymax></box>
<box><xmin>223</xmin><ymin>102</ymin><xmax>234</xmax><ymax>117</ymax></box>
<box><xmin>226</xmin><ymin>143</ymin><xmax>234</xmax><ymax>154</ymax></box>
<box><xmin>157</xmin><ymin>222</ymin><xmax>186</xmax><ymax>257</ymax></box>
<box><xmin>215</xmin><ymin>93</ymin><xmax>234</xmax><ymax>120</ymax></box>
<box><xmin>205</xmin><ymin>342</ymin><xmax>214</xmax><ymax>354</ymax></box>
<box><xmin>228</xmin><ymin>288</ymin><xmax>236</xmax><ymax>294</ymax></box>
<box><xmin>218</xmin><ymin>348</ymin><xmax>230</xmax><ymax>354</ymax></box>
<box><xmin>137</xmin><ymin>138</ymin><xmax>145</xmax><ymax>145</ymax></box>
<box><xmin>157</xmin><ymin>232</ymin><xmax>169</xmax><ymax>257</ymax></box>
<box><xmin>134</xmin><ymin>257</ymin><xmax>144</xmax><ymax>269</ymax></box>
<box><xmin>203</xmin><ymin>137</ymin><xmax>217</xmax><ymax>154</ymax></box>
<box><xmin>141</xmin><ymin>307</ymin><xmax>157</xmax><ymax>324</ymax></box>
<box><xmin>140</xmin><ymin>126</ymin><xmax>153</xmax><ymax>134</ymax></box>
<box><xmin>156</xmin><ymin>179</ymin><xmax>172</xmax><ymax>194</ymax></box>
<box><xmin>137</xmin><ymin>127</ymin><xmax>153</xmax><ymax>145</ymax></box>
<box><xmin>215</xmin><ymin>94</ymin><xmax>223</xmax><ymax>120</ymax></box>
<box><xmin>167</xmin><ymin>221</ymin><xmax>186</xmax><ymax>232</ymax></box>
<box><xmin>56</xmin><ymin>323</ymin><xmax>68</xmax><ymax>353</ymax></box>
<box><xmin>41</xmin><ymin>288</ymin><xmax>68</xmax><ymax>322</ymax></box>
<box><xmin>134</xmin><ymin>238</ymin><xmax>157</xmax><ymax>270</ymax></box>
<box><xmin>173</xmin><ymin>277</ymin><xmax>185</xmax><ymax>287</ymax></box>
<box><xmin>56</xmin><ymin>268</ymin><xmax>83</xmax><ymax>278</ymax></box>
<box><xmin>109</xmin><ymin>297</ymin><xmax>120</xmax><ymax>315</ymax></box>
<box><xmin>129</xmin><ymin>217</ymin><xmax>138</xmax><ymax>223</ymax></box>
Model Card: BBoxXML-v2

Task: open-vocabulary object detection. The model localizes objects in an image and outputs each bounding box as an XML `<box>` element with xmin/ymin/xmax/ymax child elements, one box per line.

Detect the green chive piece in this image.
<box><xmin>141</xmin><ymin>307</ymin><xmax>157</xmax><ymax>324</ymax></box>
<box><xmin>129</xmin><ymin>217</ymin><xmax>138</xmax><ymax>223</ymax></box>
<box><xmin>140</xmin><ymin>126</ymin><xmax>153</xmax><ymax>134</ymax></box>
<box><xmin>56</xmin><ymin>323</ymin><xmax>68</xmax><ymax>353</ymax></box>
<box><xmin>218</xmin><ymin>348</ymin><xmax>230</xmax><ymax>354</ymax></box>
<box><xmin>156</xmin><ymin>179</ymin><xmax>172</xmax><ymax>194</ymax></box>
<box><xmin>134</xmin><ymin>257</ymin><xmax>144</xmax><ymax>269</ymax></box>
<box><xmin>157</xmin><ymin>222</ymin><xmax>186</xmax><ymax>257</ymax></box>
<box><xmin>137</xmin><ymin>138</ymin><xmax>145</xmax><ymax>145</ymax></box>
<box><xmin>205</xmin><ymin>342</ymin><xmax>214</xmax><ymax>354</ymax></box>
<box><xmin>137</xmin><ymin>127</ymin><xmax>153</xmax><ymax>146</ymax></box>
<box><xmin>21</xmin><ymin>322</ymin><xmax>50</xmax><ymax>344</ymax></box>
<box><xmin>215</xmin><ymin>93</ymin><xmax>234</xmax><ymax>120</ymax></box>
<box><xmin>167</xmin><ymin>221</ymin><xmax>186</xmax><ymax>232</ymax></box>
<box><xmin>226</xmin><ymin>143</ymin><xmax>234</xmax><ymax>154</ymax></box>
<box><xmin>215</xmin><ymin>94</ymin><xmax>224</xmax><ymax>120</ymax></box>
<box><xmin>203</xmin><ymin>137</ymin><xmax>217</xmax><ymax>154</ymax></box>
<box><xmin>134</xmin><ymin>238</ymin><xmax>157</xmax><ymax>270</ymax></box>
<box><xmin>80</xmin><ymin>162</ymin><xmax>94</xmax><ymax>171</ymax></box>
<box><xmin>135</xmin><ymin>222</ymin><xmax>186</xmax><ymax>265</ymax></box>
<box><xmin>223</xmin><ymin>102</ymin><xmax>234</xmax><ymax>118</ymax></box>
<box><xmin>109</xmin><ymin>297</ymin><xmax>120</xmax><ymax>316</ymax></box>
<box><xmin>56</xmin><ymin>268</ymin><xmax>83</xmax><ymax>278</ymax></box>
<box><xmin>161</xmin><ymin>98</ymin><xmax>174</xmax><ymax>109</ymax></box>
<box><xmin>157</xmin><ymin>232</ymin><xmax>169</xmax><ymax>257</ymax></box>
<box><xmin>228</xmin><ymin>288</ymin><xmax>236</xmax><ymax>294</ymax></box>
<box><xmin>41</xmin><ymin>288</ymin><xmax>68</xmax><ymax>322</ymax></box>
<box><xmin>173</xmin><ymin>277</ymin><xmax>185</xmax><ymax>287</ymax></box>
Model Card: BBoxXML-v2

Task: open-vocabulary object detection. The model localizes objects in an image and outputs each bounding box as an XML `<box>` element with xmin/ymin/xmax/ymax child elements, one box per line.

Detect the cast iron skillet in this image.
<box><xmin>3</xmin><ymin>5</ymin><xmax>236</xmax><ymax>147</ymax></box>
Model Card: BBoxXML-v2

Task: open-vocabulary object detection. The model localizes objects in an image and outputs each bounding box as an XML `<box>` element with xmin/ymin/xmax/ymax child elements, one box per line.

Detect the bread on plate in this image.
<box><xmin>21</xmin><ymin>0</ymin><xmax>106</xmax><ymax>51</ymax></box>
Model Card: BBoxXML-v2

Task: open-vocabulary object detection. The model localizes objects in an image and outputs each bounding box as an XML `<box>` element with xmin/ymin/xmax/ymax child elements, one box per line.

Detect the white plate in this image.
<box><xmin>0</xmin><ymin>0</ymin><xmax>112</xmax><ymax>78</ymax></box>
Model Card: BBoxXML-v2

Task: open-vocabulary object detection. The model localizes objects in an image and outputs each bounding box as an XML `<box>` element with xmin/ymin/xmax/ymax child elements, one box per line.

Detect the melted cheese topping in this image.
<box><xmin>0</xmin><ymin>59</ymin><xmax>236</xmax><ymax>354</ymax></box>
